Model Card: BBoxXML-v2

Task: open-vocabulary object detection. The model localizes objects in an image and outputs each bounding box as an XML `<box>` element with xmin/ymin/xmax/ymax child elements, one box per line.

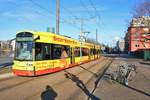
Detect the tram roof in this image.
<box><xmin>17</xmin><ymin>31</ymin><xmax>101</xmax><ymax>48</ymax></box>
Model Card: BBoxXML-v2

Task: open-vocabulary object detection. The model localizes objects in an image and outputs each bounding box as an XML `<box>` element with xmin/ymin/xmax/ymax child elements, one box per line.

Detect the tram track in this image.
<box><xmin>0</xmin><ymin>57</ymin><xmax>106</xmax><ymax>93</ymax></box>
<box><xmin>88</xmin><ymin>58</ymin><xmax>114</xmax><ymax>99</ymax></box>
<box><xmin>25</xmin><ymin>57</ymin><xmax>110</xmax><ymax>100</ymax></box>
<box><xmin>26</xmin><ymin>57</ymin><xmax>111</xmax><ymax>100</ymax></box>
<box><xmin>68</xmin><ymin>58</ymin><xmax>114</xmax><ymax>100</ymax></box>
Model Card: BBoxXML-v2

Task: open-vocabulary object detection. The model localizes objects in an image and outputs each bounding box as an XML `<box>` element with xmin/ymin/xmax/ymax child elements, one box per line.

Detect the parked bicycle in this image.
<box><xmin>111</xmin><ymin>63</ymin><xmax>137</xmax><ymax>85</ymax></box>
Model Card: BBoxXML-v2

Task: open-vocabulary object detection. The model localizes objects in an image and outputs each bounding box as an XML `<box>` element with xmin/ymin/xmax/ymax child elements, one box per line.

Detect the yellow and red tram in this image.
<box><xmin>12</xmin><ymin>31</ymin><xmax>101</xmax><ymax>76</ymax></box>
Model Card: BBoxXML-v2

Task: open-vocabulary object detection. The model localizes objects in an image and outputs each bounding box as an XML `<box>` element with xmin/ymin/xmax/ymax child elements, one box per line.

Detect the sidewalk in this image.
<box><xmin>93</xmin><ymin>59</ymin><xmax>150</xmax><ymax>100</ymax></box>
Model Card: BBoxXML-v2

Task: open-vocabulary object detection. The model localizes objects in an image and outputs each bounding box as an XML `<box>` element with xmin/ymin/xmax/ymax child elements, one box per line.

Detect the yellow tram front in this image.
<box><xmin>13</xmin><ymin>32</ymin><xmax>37</xmax><ymax>76</ymax></box>
<box><xmin>13</xmin><ymin>31</ymin><xmax>75</xmax><ymax>76</ymax></box>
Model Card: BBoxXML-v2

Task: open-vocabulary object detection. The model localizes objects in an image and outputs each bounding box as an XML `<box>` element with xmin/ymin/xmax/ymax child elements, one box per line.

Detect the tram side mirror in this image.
<box><xmin>34</xmin><ymin>35</ymin><xmax>40</xmax><ymax>41</ymax></box>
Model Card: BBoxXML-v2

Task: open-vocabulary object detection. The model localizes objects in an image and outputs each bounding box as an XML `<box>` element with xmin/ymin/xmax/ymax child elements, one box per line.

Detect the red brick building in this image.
<box><xmin>129</xmin><ymin>27</ymin><xmax>150</xmax><ymax>52</ymax></box>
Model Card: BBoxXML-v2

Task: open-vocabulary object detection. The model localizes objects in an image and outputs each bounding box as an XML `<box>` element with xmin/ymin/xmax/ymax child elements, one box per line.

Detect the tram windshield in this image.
<box><xmin>15</xmin><ymin>42</ymin><xmax>33</xmax><ymax>60</ymax></box>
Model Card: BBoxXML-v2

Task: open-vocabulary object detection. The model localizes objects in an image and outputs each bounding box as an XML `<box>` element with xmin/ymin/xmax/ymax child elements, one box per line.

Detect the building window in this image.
<box><xmin>134</xmin><ymin>33</ymin><xmax>140</xmax><ymax>37</ymax></box>
<box><xmin>144</xmin><ymin>38</ymin><xmax>148</xmax><ymax>42</ymax></box>
<box><xmin>135</xmin><ymin>44</ymin><xmax>140</xmax><ymax>47</ymax></box>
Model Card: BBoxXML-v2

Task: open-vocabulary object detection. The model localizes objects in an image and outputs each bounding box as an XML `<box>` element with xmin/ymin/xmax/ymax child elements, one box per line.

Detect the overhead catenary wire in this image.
<box><xmin>78</xmin><ymin>0</ymin><xmax>101</xmax><ymax>32</ymax></box>
<box><xmin>61</xmin><ymin>5</ymin><xmax>96</xmax><ymax>31</ymax></box>
<box><xmin>79</xmin><ymin>0</ymin><xmax>94</xmax><ymax>18</ymax></box>
<box><xmin>29</xmin><ymin>0</ymin><xmax>54</xmax><ymax>15</ymax></box>
<box><xmin>88</xmin><ymin>0</ymin><xmax>101</xmax><ymax>28</ymax></box>
<box><xmin>61</xmin><ymin>5</ymin><xmax>79</xmax><ymax>20</ymax></box>
<box><xmin>29</xmin><ymin>0</ymin><xmax>97</xmax><ymax>30</ymax></box>
<box><xmin>5</xmin><ymin>0</ymin><xmax>53</xmax><ymax>25</ymax></box>
<box><xmin>29</xmin><ymin>0</ymin><xmax>80</xmax><ymax>30</ymax></box>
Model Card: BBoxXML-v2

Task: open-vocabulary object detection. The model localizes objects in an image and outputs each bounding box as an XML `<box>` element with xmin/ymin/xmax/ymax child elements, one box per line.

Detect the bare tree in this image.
<box><xmin>86</xmin><ymin>38</ymin><xmax>101</xmax><ymax>45</ymax></box>
<box><xmin>133</xmin><ymin>0</ymin><xmax>150</xmax><ymax>17</ymax></box>
<box><xmin>131</xmin><ymin>1</ymin><xmax>150</xmax><ymax>29</ymax></box>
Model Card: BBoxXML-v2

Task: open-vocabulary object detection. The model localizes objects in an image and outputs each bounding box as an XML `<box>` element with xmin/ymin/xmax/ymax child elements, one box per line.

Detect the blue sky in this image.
<box><xmin>0</xmin><ymin>0</ymin><xmax>144</xmax><ymax>46</ymax></box>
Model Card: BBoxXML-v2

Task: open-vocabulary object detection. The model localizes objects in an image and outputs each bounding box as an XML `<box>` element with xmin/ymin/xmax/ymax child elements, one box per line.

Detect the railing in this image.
<box><xmin>0</xmin><ymin>62</ymin><xmax>13</xmax><ymax>69</ymax></box>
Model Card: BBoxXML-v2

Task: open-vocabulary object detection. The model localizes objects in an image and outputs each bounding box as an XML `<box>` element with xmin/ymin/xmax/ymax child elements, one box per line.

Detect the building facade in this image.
<box><xmin>125</xmin><ymin>16</ymin><xmax>150</xmax><ymax>52</ymax></box>
<box><xmin>0</xmin><ymin>39</ymin><xmax>16</xmax><ymax>57</ymax></box>
<box><xmin>129</xmin><ymin>27</ymin><xmax>150</xmax><ymax>52</ymax></box>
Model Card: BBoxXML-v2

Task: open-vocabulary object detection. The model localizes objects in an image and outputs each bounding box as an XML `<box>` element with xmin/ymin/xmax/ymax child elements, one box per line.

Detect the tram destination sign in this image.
<box><xmin>16</xmin><ymin>37</ymin><xmax>33</xmax><ymax>41</ymax></box>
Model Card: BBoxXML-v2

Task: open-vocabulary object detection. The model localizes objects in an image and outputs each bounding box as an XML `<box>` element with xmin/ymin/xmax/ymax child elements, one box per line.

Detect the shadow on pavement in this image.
<box><xmin>103</xmin><ymin>75</ymin><xmax>150</xmax><ymax>98</ymax></box>
<box><xmin>79</xmin><ymin>65</ymin><xmax>98</xmax><ymax>78</ymax></box>
<box><xmin>102</xmin><ymin>54</ymin><xmax>137</xmax><ymax>59</ymax></box>
<box><xmin>122</xmin><ymin>84</ymin><xmax>150</xmax><ymax>97</ymax></box>
<box><xmin>102</xmin><ymin>54</ymin><xmax>117</xmax><ymax>58</ymax></box>
<box><xmin>41</xmin><ymin>85</ymin><xmax>57</xmax><ymax>100</ymax></box>
<box><xmin>139</xmin><ymin>61</ymin><xmax>150</xmax><ymax>65</ymax></box>
<box><xmin>64</xmin><ymin>71</ymin><xmax>100</xmax><ymax>100</ymax></box>
<box><xmin>94</xmin><ymin>60</ymin><xmax>114</xmax><ymax>89</ymax></box>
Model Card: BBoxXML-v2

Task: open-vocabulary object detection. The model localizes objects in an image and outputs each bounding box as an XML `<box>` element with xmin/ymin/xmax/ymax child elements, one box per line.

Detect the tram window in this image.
<box><xmin>90</xmin><ymin>49</ymin><xmax>94</xmax><ymax>55</ymax></box>
<box><xmin>74</xmin><ymin>47</ymin><xmax>89</xmax><ymax>57</ymax></box>
<box><xmin>97</xmin><ymin>50</ymin><xmax>99</xmax><ymax>54</ymax></box>
<box><xmin>96</xmin><ymin>50</ymin><xmax>98</xmax><ymax>55</ymax></box>
<box><xmin>52</xmin><ymin>44</ymin><xmax>70</xmax><ymax>59</ymax></box>
<box><xmin>15</xmin><ymin>42</ymin><xmax>33</xmax><ymax>60</ymax></box>
<box><xmin>74</xmin><ymin>47</ymin><xmax>80</xmax><ymax>57</ymax></box>
<box><xmin>35</xmin><ymin>43</ymin><xmax>51</xmax><ymax>60</ymax></box>
<box><xmin>93</xmin><ymin>49</ymin><xmax>96</xmax><ymax>55</ymax></box>
<box><xmin>52</xmin><ymin>45</ymin><xmax>61</xmax><ymax>59</ymax></box>
<box><xmin>35</xmin><ymin>43</ymin><xmax>43</xmax><ymax>60</ymax></box>
<box><xmin>98</xmin><ymin>49</ymin><xmax>100</xmax><ymax>54</ymax></box>
<box><xmin>43</xmin><ymin>44</ymin><xmax>51</xmax><ymax>60</ymax></box>
<box><xmin>61</xmin><ymin>46</ymin><xmax>70</xmax><ymax>58</ymax></box>
<box><xmin>82</xmin><ymin>48</ymin><xmax>89</xmax><ymax>56</ymax></box>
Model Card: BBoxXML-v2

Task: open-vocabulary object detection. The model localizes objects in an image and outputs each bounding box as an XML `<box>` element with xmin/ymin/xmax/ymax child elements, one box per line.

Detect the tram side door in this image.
<box><xmin>70</xmin><ymin>47</ymin><xmax>75</xmax><ymax>64</ymax></box>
